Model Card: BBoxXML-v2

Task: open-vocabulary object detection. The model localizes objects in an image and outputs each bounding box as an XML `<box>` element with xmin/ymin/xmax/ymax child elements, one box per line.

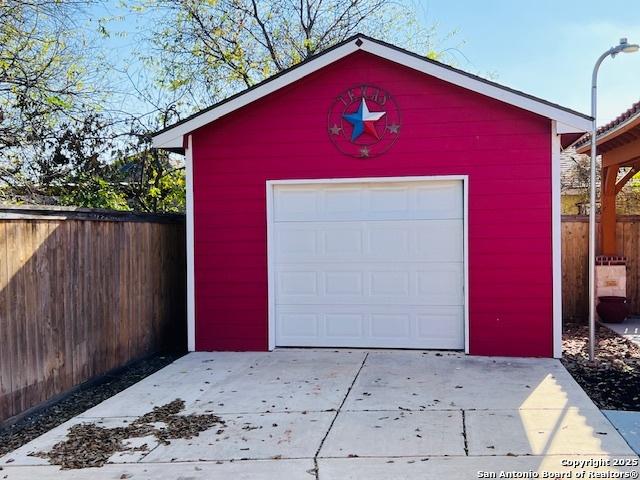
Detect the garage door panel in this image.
<box><xmin>367</xmin><ymin>226</ymin><xmax>410</xmax><ymax>256</ymax></box>
<box><xmin>325</xmin><ymin>271</ymin><xmax>363</xmax><ymax>295</ymax></box>
<box><xmin>417</xmin><ymin>267</ymin><xmax>463</xmax><ymax>301</ymax></box>
<box><xmin>417</xmin><ymin>310</ymin><xmax>465</xmax><ymax>344</ymax></box>
<box><xmin>325</xmin><ymin>313</ymin><xmax>365</xmax><ymax>338</ymax></box>
<box><xmin>370</xmin><ymin>271</ymin><xmax>410</xmax><ymax>296</ymax></box>
<box><xmin>273</xmin><ymin>180</ymin><xmax>465</xmax><ymax>349</ymax></box>
<box><xmin>275</xmin><ymin>220</ymin><xmax>463</xmax><ymax>263</ymax></box>
<box><xmin>367</xmin><ymin>186</ymin><xmax>411</xmax><ymax>214</ymax></box>
<box><xmin>278</xmin><ymin>271</ymin><xmax>318</xmax><ymax>295</ymax></box>
<box><xmin>274</xmin><ymin>189</ymin><xmax>319</xmax><ymax>221</ymax></box>
<box><xmin>415</xmin><ymin>183</ymin><xmax>463</xmax><ymax>218</ymax></box>
<box><xmin>274</xmin><ymin>181</ymin><xmax>462</xmax><ymax>222</ymax></box>
<box><xmin>323</xmin><ymin>188</ymin><xmax>363</xmax><ymax>215</ymax></box>
<box><xmin>275</xmin><ymin>262</ymin><xmax>463</xmax><ymax>306</ymax></box>
<box><xmin>371</xmin><ymin>313</ymin><xmax>411</xmax><ymax>338</ymax></box>
<box><xmin>276</xmin><ymin>305</ymin><xmax>464</xmax><ymax>349</ymax></box>
<box><xmin>416</xmin><ymin>222</ymin><xmax>464</xmax><ymax>261</ymax></box>
<box><xmin>279</xmin><ymin>312</ymin><xmax>320</xmax><ymax>338</ymax></box>
<box><xmin>276</xmin><ymin>228</ymin><xmax>317</xmax><ymax>255</ymax></box>
<box><xmin>324</xmin><ymin>228</ymin><xmax>363</xmax><ymax>255</ymax></box>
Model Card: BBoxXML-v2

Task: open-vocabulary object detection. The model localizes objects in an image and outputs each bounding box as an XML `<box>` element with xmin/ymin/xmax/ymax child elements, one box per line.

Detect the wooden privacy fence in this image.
<box><xmin>0</xmin><ymin>206</ymin><xmax>186</xmax><ymax>425</ymax></box>
<box><xmin>562</xmin><ymin>215</ymin><xmax>640</xmax><ymax>322</ymax></box>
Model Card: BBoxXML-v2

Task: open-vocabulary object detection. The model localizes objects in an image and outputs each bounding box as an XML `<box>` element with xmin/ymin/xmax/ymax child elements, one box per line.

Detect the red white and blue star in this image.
<box><xmin>342</xmin><ymin>98</ymin><xmax>386</xmax><ymax>141</ymax></box>
<box><xmin>327</xmin><ymin>85</ymin><xmax>400</xmax><ymax>158</ymax></box>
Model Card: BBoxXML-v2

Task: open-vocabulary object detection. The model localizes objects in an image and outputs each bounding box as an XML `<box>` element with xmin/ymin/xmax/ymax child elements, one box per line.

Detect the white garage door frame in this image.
<box><xmin>265</xmin><ymin>175</ymin><xmax>469</xmax><ymax>353</ymax></box>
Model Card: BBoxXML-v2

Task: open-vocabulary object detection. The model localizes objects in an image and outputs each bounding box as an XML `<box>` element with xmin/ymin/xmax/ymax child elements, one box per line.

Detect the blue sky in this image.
<box><xmin>419</xmin><ymin>0</ymin><xmax>640</xmax><ymax>124</ymax></box>
<box><xmin>94</xmin><ymin>1</ymin><xmax>639</xmax><ymax>126</ymax></box>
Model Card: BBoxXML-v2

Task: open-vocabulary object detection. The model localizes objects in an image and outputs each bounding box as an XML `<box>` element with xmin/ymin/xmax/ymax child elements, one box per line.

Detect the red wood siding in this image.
<box><xmin>192</xmin><ymin>50</ymin><xmax>552</xmax><ymax>356</ymax></box>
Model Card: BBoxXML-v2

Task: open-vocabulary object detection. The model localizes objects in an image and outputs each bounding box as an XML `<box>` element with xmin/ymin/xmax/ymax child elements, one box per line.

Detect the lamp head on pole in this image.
<box><xmin>612</xmin><ymin>38</ymin><xmax>639</xmax><ymax>57</ymax></box>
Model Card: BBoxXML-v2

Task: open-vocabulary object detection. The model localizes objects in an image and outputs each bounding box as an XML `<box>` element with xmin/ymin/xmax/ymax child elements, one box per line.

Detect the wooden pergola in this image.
<box><xmin>574</xmin><ymin>101</ymin><xmax>640</xmax><ymax>256</ymax></box>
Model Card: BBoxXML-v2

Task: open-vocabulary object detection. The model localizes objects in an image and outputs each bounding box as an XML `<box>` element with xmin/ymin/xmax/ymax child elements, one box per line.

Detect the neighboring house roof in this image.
<box><xmin>573</xmin><ymin>100</ymin><xmax>640</xmax><ymax>152</ymax></box>
<box><xmin>152</xmin><ymin>34</ymin><xmax>592</xmax><ymax>151</ymax></box>
<box><xmin>560</xmin><ymin>148</ymin><xmax>590</xmax><ymax>190</ymax></box>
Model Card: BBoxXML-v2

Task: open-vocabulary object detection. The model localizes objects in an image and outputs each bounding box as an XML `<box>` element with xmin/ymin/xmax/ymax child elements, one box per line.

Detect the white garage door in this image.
<box><xmin>271</xmin><ymin>179</ymin><xmax>465</xmax><ymax>349</ymax></box>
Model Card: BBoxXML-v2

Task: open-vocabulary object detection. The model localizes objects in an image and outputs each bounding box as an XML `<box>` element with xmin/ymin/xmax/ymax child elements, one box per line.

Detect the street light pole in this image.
<box><xmin>588</xmin><ymin>38</ymin><xmax>639</xmax><ymax>361</ymax></box>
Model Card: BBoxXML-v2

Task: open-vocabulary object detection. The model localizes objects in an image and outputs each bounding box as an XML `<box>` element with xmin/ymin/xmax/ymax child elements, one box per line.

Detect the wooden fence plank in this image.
<box><xmin>0</xmin><ymin>223</ymin><xmax>13</xmax><ymax>421</ymax></box>
<box><xmin>631</xmin><ymin>222</ymin><xmax>636</xmax><ymax>309</ymax></box>
<box><xmin>73</xmin><ymin>221</ymin><xmax>88</xmax><ymax>384</ymax></box>
<box><xmin>57</xmin><ymin>222</ymin><xmax>73</xmax><ymax>396</ymax></box>
<box><xmin>7</xmin><ymin>222</ymin><xmax>31</xmax><ymax>411</ymax></box>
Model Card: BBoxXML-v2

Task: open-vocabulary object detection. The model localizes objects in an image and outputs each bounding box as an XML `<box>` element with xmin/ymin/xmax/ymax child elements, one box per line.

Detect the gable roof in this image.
<box><xmin>152</xmin><ymin>34</ymin><xmax>592</xmax><ymax>150</ymax></box>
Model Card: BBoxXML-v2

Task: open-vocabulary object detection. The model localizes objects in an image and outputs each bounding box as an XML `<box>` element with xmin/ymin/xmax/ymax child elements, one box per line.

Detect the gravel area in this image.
<box><xmin>562</xmin><ymin>323</ymin><xmax>640</xmax><ymax>410</ymax></box>
<box><xmin>0</xmin><ymin>353</ymin><xmax>182</xmax><ymax>457</ymax></box>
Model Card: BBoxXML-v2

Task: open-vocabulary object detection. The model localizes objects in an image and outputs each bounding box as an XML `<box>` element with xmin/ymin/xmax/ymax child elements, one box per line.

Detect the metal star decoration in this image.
<box><xmin>386</xmin><ymin>123</ymin><xmax>400</xmax><ymax>134</ymax></box>
<box><xmin>329</xmin><ymin>124</ymin><xmax>342</xmax><ymax>135</ymax></box>
<box><xmin>359</xmin><ymin>146</ymin><xmax>370</xmax><ymax>158</ymax></box>
<box><xmin>343</xmin><ymin>98</ymin><xmax>386</xmax><ymax>141</ymax></box>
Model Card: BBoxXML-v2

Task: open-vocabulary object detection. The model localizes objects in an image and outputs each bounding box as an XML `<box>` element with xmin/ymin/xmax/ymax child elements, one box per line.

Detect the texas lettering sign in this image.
<box><xmin>327</xmin><ymin>85</ymin><xmax>401</xmax><ymax>158</ymax></box>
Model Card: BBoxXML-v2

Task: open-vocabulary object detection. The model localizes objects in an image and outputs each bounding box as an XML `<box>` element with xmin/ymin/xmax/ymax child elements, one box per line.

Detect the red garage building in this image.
<box><xmin>153</xmin><ymin>35</ymin><xmax>591</xmax><ymax>358</ymax></box>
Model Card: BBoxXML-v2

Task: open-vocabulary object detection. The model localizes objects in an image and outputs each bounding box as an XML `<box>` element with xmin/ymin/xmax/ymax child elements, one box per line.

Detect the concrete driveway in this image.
<box><xmin>1</xmin><ymin>350</ymin><xmax>638</xmax><ymax>479</ymax></box>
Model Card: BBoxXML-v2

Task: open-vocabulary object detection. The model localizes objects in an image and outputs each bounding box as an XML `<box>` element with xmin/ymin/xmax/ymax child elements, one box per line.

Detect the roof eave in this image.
<box><xmin>574</xmin><ymin>114</ymin><xmax>640</xmax><ymax>154</ymax></box>
<box><xmin>152</xmin><ymin>38</ymin><xmax>362</xmax><ymax>150</ymax></box>
<box><xmin>152</xmin><ymin>34</ymin><xmax>592</xmax><ymax>150</ymax></box>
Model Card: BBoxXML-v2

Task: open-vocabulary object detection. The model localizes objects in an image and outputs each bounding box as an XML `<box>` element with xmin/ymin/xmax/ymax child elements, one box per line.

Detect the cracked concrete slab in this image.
<box><xmin>318</xmin><ymin>455</ymin><xmax>640</xmax><ymax>480</ymax></box>
<box><xmin>319</xmin><ymin>409</ymin><xmax>465</xmax><ymax>458</ymax></box>
<box><xmin>1</xmin><ymin>350</ymin><xmax>637</xmax><ymax>478</ymax></box>
<box><xmin>0</xmin><ymin>459</ymin><xmax>316</xmax><ymax>480</ymax></box>
<box><xmin>77</xmin><ymin>350</ymin><xmax>366</xmax><ymax>418</ymax></box>
<box><xmin>182</xmin><ymin>350</ymin><xmax>367</xmax><ymax>415</ymax></box>
<box><xmin>74</xmin><ymin>354</ymin><xmax>255</xmax><ymax>418</ymax></box>
<box><xmin>344</xmin><ymin>351</ymin><xmax>596</xmax><ymax>411</ymax></box>
<box><xmin>466</xmin><ymin>407</ymin><xmax>635</xmax><ymax>456</ymax></box>
<box><xmin>140</xmin><ymin>411</ymin><xmax>334</xmax><ymax>462</ymax></box>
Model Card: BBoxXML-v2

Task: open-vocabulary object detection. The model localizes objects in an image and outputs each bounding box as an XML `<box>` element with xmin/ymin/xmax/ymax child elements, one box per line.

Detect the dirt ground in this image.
<box><xmin>562</xmin><ymin>323</ymin><xmax>640</xmax><ymax>410</ymax></box>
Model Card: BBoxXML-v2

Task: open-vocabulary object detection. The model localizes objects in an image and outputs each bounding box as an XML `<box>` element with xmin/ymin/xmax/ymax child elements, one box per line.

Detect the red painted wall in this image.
<box><xmin>192</xmin><ymin>50</ymin><xmax>553</xmax><ymax>356</ymax></box>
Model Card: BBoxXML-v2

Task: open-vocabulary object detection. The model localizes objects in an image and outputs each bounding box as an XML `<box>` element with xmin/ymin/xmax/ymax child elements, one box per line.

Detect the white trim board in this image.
<box><xmin>153</xmin><ymin>35</ymin><xmax>591</xmax><ymax>149</ymax></box>
<box><xmin>463</xmin><ymin>178</ymin><xmax>470</xmax><ymax>354</ymax></box>
<box><xmin>265</xmin><ymin>175</ymin><xmax>470</xmax><ymax>353</ymax></box>
<box><xmin>551</xmin><ymin>122</ymin><xmax>563</xmax><ymax>358</ymax></box>
<box><xmin>185</xmin><ymin>135</ymin><xmax>196</xmax><ymax>352</ymax></box>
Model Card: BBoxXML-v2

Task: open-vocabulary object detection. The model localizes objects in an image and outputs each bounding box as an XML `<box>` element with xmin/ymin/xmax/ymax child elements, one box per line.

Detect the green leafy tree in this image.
<box><xmin>0</xmin><ymin>1</ymin><xmax>94</xmax><ymax>155</ymax></box>
<box><xmin>59</xmin><ymin>176</ymin><xmax>130</xmax><ymax>210</ymax></box>
<box><xmin>137</xmin><ymin>0</ymin><xmax>457</xmax><ymax>110</ymax></box>
<box><xmin>0</xmin><ymin>0</ymin><xmax>112</xmax><ymax>203</ymax></box>
<box><xmin>0</xmin><ymin>0</ymin><xmax>460</xmax><ymax>213</ymax></box>
<box><xmin>110</xmin><ymin>133</ymin><xmax>186</xmax><ymax>213</ymax></box>
<box><xmin>0</xmin><ymin>1</ymin><xmax>185</xmax><ymax>212</ymax></box>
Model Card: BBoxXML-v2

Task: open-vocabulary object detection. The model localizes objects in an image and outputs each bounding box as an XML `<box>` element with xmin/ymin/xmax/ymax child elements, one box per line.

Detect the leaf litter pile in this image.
<box><xmin>30</xmin><ymin>399</ymin><xmax>225</xmax><ymax>469</ymax></box>
<box><xmin>0</xmin><ymin>354</ymin><xmax>180</xmax><ymax>458</ymax></box>
<box><xmin>562</xmin><ymin>323</ymin><xmax>640</xmax><ymax>410</ymax></box>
